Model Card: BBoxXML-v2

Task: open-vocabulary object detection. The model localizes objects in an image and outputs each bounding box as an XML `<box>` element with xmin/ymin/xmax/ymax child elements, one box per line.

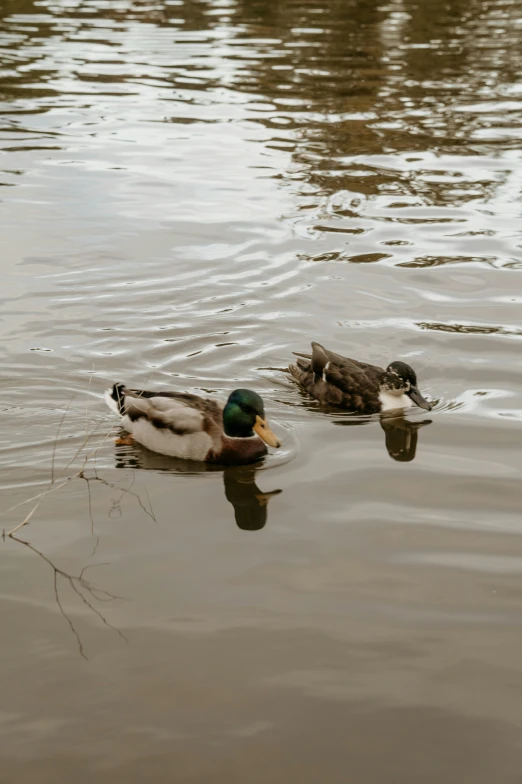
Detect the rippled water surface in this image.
<box><xmin>2</xmin><ymin>0</ymin><xmax>522</xmax><ymax>780</ymax></box>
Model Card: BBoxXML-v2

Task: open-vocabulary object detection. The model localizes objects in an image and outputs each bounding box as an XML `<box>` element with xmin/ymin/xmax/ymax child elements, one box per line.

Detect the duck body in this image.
<box><xmin>104</xmin><ymin>384</ymin><xmax>280</xmax><ymax>465</ymax></box>
<box><xmin>289</xmin><ymin>342</ymin><xmax>431</xmax><ymax>414</ymax></box>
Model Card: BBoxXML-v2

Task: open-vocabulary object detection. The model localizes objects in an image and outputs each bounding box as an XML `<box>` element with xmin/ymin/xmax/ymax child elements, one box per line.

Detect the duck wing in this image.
<box><xmin>289</xmin><ymin>342</ymin><xmax>384</xmax><ymax>412</ymax></box>
<box><xmin>310</xmin><ymin>342</ymin><xmax>383</xmax><ymax>378</ymax></box>
<box><xmin>118</xmin><ymin>386</ymin><xmax>223</xmax><ymax>435</ymax></box>
<box><xmin>292</xmin><ymin>343</ymin><xmax>383</xmax><ymax>375</ymax></box>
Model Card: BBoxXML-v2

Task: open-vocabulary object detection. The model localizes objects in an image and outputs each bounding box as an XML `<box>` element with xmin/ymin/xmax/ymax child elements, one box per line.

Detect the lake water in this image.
<box><xmin>2</xmin><ymin>0</ymin><xmax>522</xmax><ymax>780</ymax></box>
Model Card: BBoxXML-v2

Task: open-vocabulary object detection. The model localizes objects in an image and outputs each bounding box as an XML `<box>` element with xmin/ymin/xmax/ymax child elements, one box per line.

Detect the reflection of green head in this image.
<box><xmin>223</xmin><ymin>467</ymin><xmax>282</xmax><ymax>531</ymax></box>
<box><xmin>223</xmin><ymin>389</ymin><xmax>265</xmax><ymax>438</ymax></box>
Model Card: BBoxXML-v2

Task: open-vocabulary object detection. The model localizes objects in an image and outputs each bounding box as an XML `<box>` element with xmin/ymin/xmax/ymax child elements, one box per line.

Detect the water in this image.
<box><xmin>2</xmin><ymin>0</ymin><xmax>522</xmax><ymax>780</ymax></box>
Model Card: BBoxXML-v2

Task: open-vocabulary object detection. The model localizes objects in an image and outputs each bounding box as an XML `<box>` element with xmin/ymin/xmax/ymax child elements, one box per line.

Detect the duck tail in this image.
<box><xmin>288</xmin><ymin>356</ymin><xmax>310</xmax><ymax>381</ymax></box>
<box><xmin>288</xmin><ymin>363</ymin><xmax>299</xmax><ymax>381</ymax></box>
<box><xmin>104</xmin><ymin>383</ymin><xmax>126</xmax><ymax>416</ymax></box>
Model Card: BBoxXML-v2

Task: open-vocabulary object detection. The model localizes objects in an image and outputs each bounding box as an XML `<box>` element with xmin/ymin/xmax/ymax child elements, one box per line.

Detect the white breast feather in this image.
<box><xmin>378</xmin><ymin>390</ymin><xmax>413</xmax><ymax>412</ymax></box>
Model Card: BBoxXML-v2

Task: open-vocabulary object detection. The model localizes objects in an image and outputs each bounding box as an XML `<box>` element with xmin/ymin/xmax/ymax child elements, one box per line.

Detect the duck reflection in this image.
<box><xmin>223</xmin><ymin>466</ymin><xmax>281</xmax><ymax>531</ymax></box>
<box><xmin>379</xmin><ymin>413</ymin><xmax>432</xmax><ymax>462</ymax></box>
<box><xmin>114</xmin><ymin>435</ymin><xmax>281</xmax><ymax>530</ymax></box>
<box><xmin>332</xmin><ymin>412</ymin><xmax>432</xmax><ymax>461</ymax></box>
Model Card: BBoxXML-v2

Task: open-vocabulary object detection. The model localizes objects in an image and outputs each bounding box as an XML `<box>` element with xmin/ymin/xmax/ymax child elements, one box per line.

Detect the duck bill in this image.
<box><xmin>407</xmin><ymin>386</ymin><xmax>432</xmax><ymax>411</ymax></box>
<box><xmin>254</xmin><ymin>415</ymin><xmax>281</xmax><ymax>448</ymax></box>
<box><xmin>255</xmin><ymin>489</ymin><xmax>283</xmax><ymax>507</ymax></box>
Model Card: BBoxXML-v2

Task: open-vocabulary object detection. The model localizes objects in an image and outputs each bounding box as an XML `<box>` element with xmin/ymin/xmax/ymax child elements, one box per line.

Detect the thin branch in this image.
<box><xmin>80</xmin><ymin>473</ymin><xmax>156</xmax><ymax>524</ymax></box>
<box><xmin>79</xmin><ymin>562</ymin><xmax>111</xmax><ymax>580</ymax></box>
<box><xmin>54</xmin><ymin>569</ymin><xmax>87</xmax><ymax>661</ymax></box>
<box><xmin>68</xmin><ymin>580</ymin><xmax>128</xmax><ymax>645</ymax></box>
<box><xmin>84</xmin><ymin>361</ymin><xmax>96</xmax><ymax>439</ymax></box>
<box><xmin>6</xmin><ymin>424</ymin><xmax>115</xmax><ymax>537</ymax></box>
<box><xmin>51</xmin><ymin>397</ymin><xmax>76</xmax><ymax>484</ymax></box>
<box><xmin>85</xmin><ymin>470</ymin><xmax>100</xmax><ymax>558</ymax></box>
<box><xmin>143</xmin><ymin>484</ymin><xmax>156</xmax><ymax>525</ymax></box>
<box><xmin>11</xmin><ymin>535</ymin><xmax>127</xmax><ymax>657</ymax></box>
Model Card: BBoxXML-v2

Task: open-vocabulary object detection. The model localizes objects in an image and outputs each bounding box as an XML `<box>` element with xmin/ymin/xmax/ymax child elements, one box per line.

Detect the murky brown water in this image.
<box><xmin>2</xmin><ymin>0</ymin><xmax>522</xmax><ymax>780</ymax></box>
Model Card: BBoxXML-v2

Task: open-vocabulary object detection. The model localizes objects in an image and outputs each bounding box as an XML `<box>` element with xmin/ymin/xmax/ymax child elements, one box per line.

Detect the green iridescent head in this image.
<box><xmin>223</xmin><ymin>389</ymin><xmax>280</xmax><ymax>447</ymax></box>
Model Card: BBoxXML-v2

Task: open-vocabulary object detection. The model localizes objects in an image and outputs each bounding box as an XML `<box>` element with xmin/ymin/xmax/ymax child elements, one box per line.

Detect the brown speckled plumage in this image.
<box><xmin>289</xmin><ymin>342</ymin><xmax>432</xmax><ymax>414</ymax></box>
<box><xmin>289</xmin><ymin>342</ymin><xmax>384</xmax><ymax>413</ymax></box>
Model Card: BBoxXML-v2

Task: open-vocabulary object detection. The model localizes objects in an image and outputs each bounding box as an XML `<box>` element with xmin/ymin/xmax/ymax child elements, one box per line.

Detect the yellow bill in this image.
<box><xmin>253</xmin><ymin>415</ymin><xmax>281</xmax><ymax>448</ymax></box>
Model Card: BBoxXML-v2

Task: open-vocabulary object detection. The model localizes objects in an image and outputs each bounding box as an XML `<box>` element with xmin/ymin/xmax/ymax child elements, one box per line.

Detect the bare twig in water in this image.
<box><xmin>4</xmin><ymin>397</ymin><xmax>157</xmax><ymax>537</ymax></box>
<box><xmin>1</xmin><ymin>392</ymin><xmax>158</xmax><ymax>657</ymax></box>
<box><xmin>53</xmin><ymin>568</ymin><xmax>86</xmax><ymax>660</ymax></box>
<box><xmin>4</xmin><ymin>414</ymin><xmax>116</xmax><ymax>537</ymax></box>
<box><xmin>51</xmin><ymin>396</ymin><xmax>76</xmax><ymax>484</ymax></box>
<box><xmin>80</xmin><ymin>471</ymin><xmax>156</xmax><ymax>524</ymax></box>
<box><xmin>11</xmin><ymin>535</ymin><xmax>128</xmax><ymax>660</ymax></box>
<box><xmin>84</xmin><ymin>470</ymin><xmax>100</xmax><ymax>558</ymax></box>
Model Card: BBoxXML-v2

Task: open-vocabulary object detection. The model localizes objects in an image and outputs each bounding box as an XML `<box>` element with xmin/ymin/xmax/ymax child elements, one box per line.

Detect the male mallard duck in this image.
<box><xmin>104</xmin><ymin>384</ymin><xmax>281</xmax><ymax>464</ymax></box>
<box><xmin>289</xmin><ymin>342</ymin><xmax>432</xmax><ymax>414</ymax></box>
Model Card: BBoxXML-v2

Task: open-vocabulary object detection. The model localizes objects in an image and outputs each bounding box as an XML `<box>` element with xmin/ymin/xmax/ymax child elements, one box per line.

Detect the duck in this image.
<box><xmin>104</xmin><ymin>383</ymin><xmax>281</xmax><ymax>464</ymax></box>
<box><xmin>288</xmin><ymin>342</ymin><xmax>432</xmax><ymax>414</ymax></box>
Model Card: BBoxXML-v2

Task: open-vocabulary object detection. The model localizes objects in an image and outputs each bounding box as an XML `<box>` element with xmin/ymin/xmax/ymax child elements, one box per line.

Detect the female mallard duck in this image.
<box><xmin>104</xmin><ymin>384</ymin><xmax>281</xmax><ymax>464</ymax></box>
<box><xmin>289</xmin><ymin>342</ymin><xmax>432</xmax><ymax>414</ymax></box>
